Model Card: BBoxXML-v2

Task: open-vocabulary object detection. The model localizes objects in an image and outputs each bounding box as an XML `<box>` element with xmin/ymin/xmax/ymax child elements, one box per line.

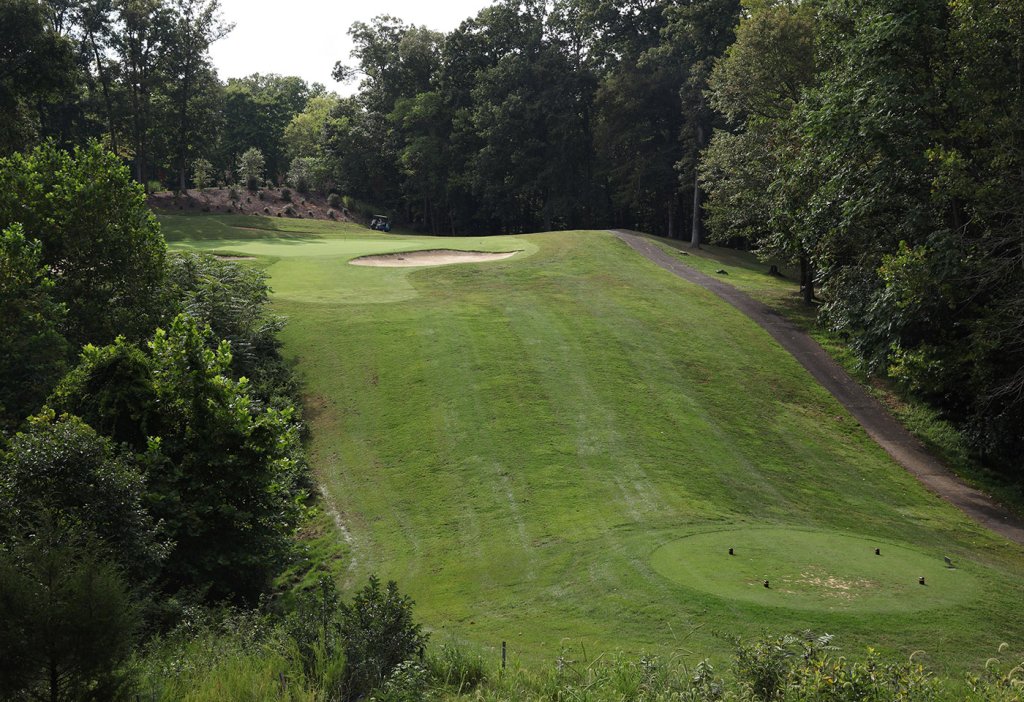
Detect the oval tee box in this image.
<box><xmin>650</xmin><ymin>526</ymin><xmax>979</xmax><ymax>613</ymax></box>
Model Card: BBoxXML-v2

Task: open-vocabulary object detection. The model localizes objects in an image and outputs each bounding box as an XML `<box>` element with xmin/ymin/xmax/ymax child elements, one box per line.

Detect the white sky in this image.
<box><xmin>208</xmin><ymin>0</ymin><xmax>495</xmax><ymax>95</ymax></box>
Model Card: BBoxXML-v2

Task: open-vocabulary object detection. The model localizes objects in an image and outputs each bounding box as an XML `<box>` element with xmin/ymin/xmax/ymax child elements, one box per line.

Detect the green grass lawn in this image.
<box><xmin>162</xmin><ymin>214</ymin><xmax>1024</xmax><ymax>675</ymax></box>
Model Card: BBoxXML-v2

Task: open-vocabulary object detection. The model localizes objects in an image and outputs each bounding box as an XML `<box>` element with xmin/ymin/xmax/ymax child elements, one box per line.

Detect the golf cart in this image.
<box><xmin>369</xmin><ymin>214</ymin><xmax>391</xmax><ymax>232</ymax></box>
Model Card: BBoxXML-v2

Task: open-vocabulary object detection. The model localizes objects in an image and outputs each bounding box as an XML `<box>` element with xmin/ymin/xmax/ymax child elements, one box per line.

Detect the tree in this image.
<box><xmin>162</xmin><ymin>252</ymin><xmax>289</xmax><ymax>400</ymax></box>
<box><xmin>0</xmin><ymin>412</ymin><xmax>165</xmax><ymax>580</ymax></box>
<box><xmin>144</xmin><ymin>314</ymin><xmax>304</xmax><ymax>600</ymax></box>
<box><xmin>0</xmin><ymin>140</ymin><xmax>167</xmax><ymax>350</ymax></box>
<box><xmin>701</xmin><ymin>0</ymin><xmax>818</xmax><ymax>298</ymax></box>
<box><xmin>162</xmin><ymin>0</ymin><xmax>231</xmax><ymax>192</ymax></box>
<box><xmin>0</xmin><ymin>519</ymin><xmax>140</xmax><ymax>702</ymax></box>
<box><xmin>110</xmin><ymin>0</ymin><xmax>171</xmax><ymax>184</ymax></box>
<box><xmin>0</xmin><ymin>0</ymin><xmax>78</xmax><ymax>154</ymax></box>
<box><xmin>192</xmin><ymin>156</ymin><xmax>213</xmax><ymax>189</ymax></box>
<box><xmin>340</xmin><ymin>576</ymin><xmax>428</xmax><ymax>700</ymax></box>
<box><xmin>795</xmin><ymin>0</ymin><xmax>947</xmax><ymax>362</ymax></box>
<box><xmin>0</xmin><ymin>224</ymin><xmax>67</xmax><ymax>430</ymax></box>
<box><xmin>283</xmin><ymin>94</ymin><xmax>338</xmax><ymax>161</ymax></box>
<box><xmin>219</xmin><ymin>74</ymin><xmax>315</xmax><ymax>183</ymax></box>
<box><xmin>237</xmin><ymin>146</ymin><xmax>265</xmax><ymax>189</ymax></box>
<box><xmin>659</xmin><ymin>0</ymin><xmax>741</xmax><ymax>247</ymax></box>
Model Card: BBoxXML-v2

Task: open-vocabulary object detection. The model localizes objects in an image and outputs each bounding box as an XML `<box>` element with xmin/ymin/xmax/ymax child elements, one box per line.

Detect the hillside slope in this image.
<box><xmin>161</xmin><ymin>216</ymin><xmax>1024</xmax><ymax>672</ymax></box>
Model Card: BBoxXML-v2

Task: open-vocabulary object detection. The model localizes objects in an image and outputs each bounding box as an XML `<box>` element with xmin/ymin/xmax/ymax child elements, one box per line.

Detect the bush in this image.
<box><xmin>284</xmin><ymin>204</ymin><xmax>295</xmax><ymax>216</ymax></box>
<box><xmin>340</xmin><ymin>576</ymin><xmax>428</xmax><ymax>700</ymax></box>
<box><xmin>228</xmin><ymin>187</ymin><xmax>240</xmax><ymax>202</ymax></box>
<box><xmin>192</xmin><ymin>158</ymin><xmax>213</xmax><ymax>190</ymax></box>
<box><xmin>147</xmin><ymin>179</ymin><xmax>164</xmax><ymax>193</ymax></box>
<box><xmin>327</xmin><ymin>209</ymin><xmax>336</xmax><ymax>219</ymax></box>
<box><xmin>237</xmin><ymin>147</ymin><xmax>265</xmax><ymax>191</ymax></box>
<box><xmin>327</xmin><ymin>193</ymin><xmax>342</xmax><ymax>208</ymax></box>
<box><xmin>281</xmin><ymin>188</ymin><xmax>292</xmax><ymax>202</ymax></box>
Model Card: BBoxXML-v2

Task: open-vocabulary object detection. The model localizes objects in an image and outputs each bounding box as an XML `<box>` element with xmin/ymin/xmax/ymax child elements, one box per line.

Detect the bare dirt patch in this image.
<box><xmin>148</xmin><ymin>187</ymin><xmax>354</xmax><ymax>222</ymax></box>
<box><xmin>350</xmin><ymin>249</ymin><xmax>521</xmax><ymax>267</ymax></box>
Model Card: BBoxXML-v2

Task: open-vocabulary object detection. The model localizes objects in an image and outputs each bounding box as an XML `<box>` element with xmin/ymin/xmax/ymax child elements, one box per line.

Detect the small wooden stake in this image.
<box><xmin>502</xmin><ymin>641</ymin><xmax>507</xmax><ymax>669</ymax></box>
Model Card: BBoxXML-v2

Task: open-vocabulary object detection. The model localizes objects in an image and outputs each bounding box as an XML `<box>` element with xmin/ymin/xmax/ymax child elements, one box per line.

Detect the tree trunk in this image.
<box><xmin>691</xmin><ymin>117</ymin><xmax>707</xmax><ymax>248</ymax></box>
<box><xmin>800</xmin><ymin>252</ymin><xmax>815</xmax><ymax>304</ymax></box>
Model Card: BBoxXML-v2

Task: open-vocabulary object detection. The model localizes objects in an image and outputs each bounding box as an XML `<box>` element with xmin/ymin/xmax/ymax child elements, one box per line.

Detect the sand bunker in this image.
<box><xmin>350</xmin><ymin>249</ymin><xmax>520</xmax><ymax>267</ymax></box>
<box><xmin>214</xmin><ymin>255</ymin><xmax>256</xmax><ymax>260</ymax></box>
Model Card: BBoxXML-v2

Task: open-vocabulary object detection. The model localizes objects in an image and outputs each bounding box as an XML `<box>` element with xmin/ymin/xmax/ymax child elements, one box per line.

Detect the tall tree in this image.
<box><xmin>162</xmin><ymin>0</ymin><xmax>230</xmax><ymax>191</ymax></box>
<box><xmin>0</xmin><ymin>141</ymin><xmax>167</xmax><ymax>349</ymax></box>
<box><xmin>111</xmin><ymin>0</ymin><xmax>170</xmax><ymax>184</ymax></box>
<box><xmin>0</xmin><ymin>0</ymin><xmax>77</xmax><ymax>154</ymax></box>
<box><xmin>701</xmin><ymin>0</ymin><xmax>818</xmax><ymax>298</ymax></box>
<box><xmin>659</xmin><ymin>0</ymin><xmax>741</xmax><ymax>247</ymax></box>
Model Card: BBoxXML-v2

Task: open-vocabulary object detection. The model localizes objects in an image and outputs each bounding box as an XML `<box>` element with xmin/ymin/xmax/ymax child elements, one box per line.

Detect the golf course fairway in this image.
<box><xmin>161</xmin><ymin>214</ymin><xmax>1024</xmax><ymax>673</ymax></box>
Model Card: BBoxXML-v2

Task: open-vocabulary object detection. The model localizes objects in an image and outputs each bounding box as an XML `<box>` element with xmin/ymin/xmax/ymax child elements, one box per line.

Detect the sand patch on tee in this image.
<box><xmin>350</xmin><ymin>249</ymin><xmax>521</xmax><ymax>267</ymax></box>
<box><xmin>214</xmin><ymin>255</ymin><xmax>256</xmax><ymax>260</ymax></box>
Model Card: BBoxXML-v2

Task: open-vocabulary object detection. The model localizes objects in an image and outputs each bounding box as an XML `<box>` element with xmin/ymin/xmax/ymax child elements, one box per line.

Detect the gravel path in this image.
<box><xmin>614</xmin><ymin>229</ymin><xmax>1024</xmax><ymax>546</ymax></box>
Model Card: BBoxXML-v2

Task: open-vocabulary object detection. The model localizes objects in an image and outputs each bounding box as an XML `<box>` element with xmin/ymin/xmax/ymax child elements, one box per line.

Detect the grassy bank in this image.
<box><xmin>161</xmin><ymin>214</ymin><xmax>1024</xmax><ymax>675</ymax></box>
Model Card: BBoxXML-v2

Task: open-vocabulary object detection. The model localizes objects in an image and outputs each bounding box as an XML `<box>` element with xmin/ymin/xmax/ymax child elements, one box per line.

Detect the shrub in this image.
<box><xmin>281</xmin><ymin>188</ymin><xmax>292</xmax><ymax>202</ymax></box>
<box><xmin>146</xmin><ymin>179</ymin><xmax>163</xmax><ymax>193</ymax></box>
<box><xmin>327</xmin><ymin>193</ymin><xmax>342</xmax><ymax>208</ymax></box>
<box><xmin>192</xmin><ymin>158</ymin><xmax>213</xmax><ymax>190</ymax></box>
<box><xmin>327</xmin><ymin>209</ymin><xmax>336</xmax><ymax>219</ymax></box>
<box><xmin>263</xmin><ymin>207</ymin><xmax>270</xmax><ymax>214</ymax></box>
<box><xmin>283</xmin><ymin>204</ymin><xmax>295</xmax><ymax>216</ymax></box>
<box><xmin>340</xmin><ymin>576</ymin><xmax>428</xmax><ymax>700</ymax></box>
<box><xmin>237</xmin><ymin>147</ymin><xmax>265</xmax><ymax>190</ymax></box>
<box><xmin>228</xmin><ymin>187</ymin><xmax>240</xmax><ymax>202</ymax></box>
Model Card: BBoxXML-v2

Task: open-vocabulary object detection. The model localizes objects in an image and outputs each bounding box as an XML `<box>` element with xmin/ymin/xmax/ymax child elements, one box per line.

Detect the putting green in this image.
<box><xmin>651</xmin><ymin>527</ymin><xmax>979</xmax><ymax>613</ymax></box>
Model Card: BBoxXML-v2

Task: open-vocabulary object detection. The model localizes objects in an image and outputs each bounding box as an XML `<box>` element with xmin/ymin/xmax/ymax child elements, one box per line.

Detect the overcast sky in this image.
<box><xmin>208</xmin><ymin>0</ymin><xmax>495</xmax><ymax>95</ymax></box>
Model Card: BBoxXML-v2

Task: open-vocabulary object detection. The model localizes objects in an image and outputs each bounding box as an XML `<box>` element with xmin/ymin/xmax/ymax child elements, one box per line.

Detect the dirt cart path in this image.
<box><xmin>614</xmin><ymin>229</ymin><xmax>1024</xmax><ymax>546</ymax></box>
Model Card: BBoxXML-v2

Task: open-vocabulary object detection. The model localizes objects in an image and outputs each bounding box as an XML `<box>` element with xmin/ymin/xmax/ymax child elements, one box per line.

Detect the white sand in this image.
<box><xmin>349</xmin><ymin>249</ymin><xmax>520</xmax><ymax>267</ymax></box>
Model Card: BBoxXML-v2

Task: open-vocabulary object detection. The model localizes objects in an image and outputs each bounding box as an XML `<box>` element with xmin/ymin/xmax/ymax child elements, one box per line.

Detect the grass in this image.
<box><xmin>644</xmin><ymin>234</ymin><xmax>1024</xmax><ymax>516</ymax></box>
<box><xmin>162</xmin><ymin>214</ymin><xmax>1024</xmax><ymax>676</ymax></box>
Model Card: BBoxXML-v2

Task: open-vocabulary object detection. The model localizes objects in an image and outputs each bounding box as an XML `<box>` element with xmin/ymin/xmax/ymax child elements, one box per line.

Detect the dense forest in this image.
<box><xmin>3</xmin><ymin>0</ymin><xmax>1024</xmax><ymax>698</ymax></box>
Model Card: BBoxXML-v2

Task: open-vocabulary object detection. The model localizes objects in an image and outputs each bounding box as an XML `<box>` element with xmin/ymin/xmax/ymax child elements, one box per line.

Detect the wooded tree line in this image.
<box><xmin>0</xmin><ymin>0</ymin><xmax>332</xmax><ymax>193</ymax></box>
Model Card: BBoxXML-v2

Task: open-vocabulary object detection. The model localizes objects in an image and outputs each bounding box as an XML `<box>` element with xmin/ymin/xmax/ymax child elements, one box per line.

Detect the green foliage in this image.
<box><xmin>192</xmin><ymin>157</ymin><xmax>214</xmax><ymax>189</ymax></box>
<box><xmin>0</xmin><ymin>0</ymin><xmax>77</xmax><ymax>155</ymax></box>
<box><xmin>0</xmin><ymin>140</ymin><xmax>167</xmax><ymax>348</ymax></box>
<box><xmin>48</xmin><ymin>338</ymin><xmax>157</xmax><ymax>451</ymax></box>
<box><xmin>287</xmin><ymin>156</ymin><xmax>329</xmax><ymax>194</ymax></box>
<box><xmin>0</xmin><ymin>223</ymin><xmax>67</xmax><ymax>430</ymax></box>
<box><xmin>143</xmin><ymin>314</ymin><xmax>306</xmax><ymax>601</ymax></box>
<box><xmin>163</xmin><ymin>252</ymin><xmax>291</xmax><ymax>400</ymax></box>
<box><xmin>238</xmin><ymin>146</ymin><xmax>266</xmax><ymax>190</ymax></box>
<box><xmin>135</xmin><ymin>607</ymin><xmax>318</xmax><ymax>702</ymax></box>
<box><xmin>0</xmin><ymin>412</ymin><xmax>164</xmax><ymax>580</ymax></box>
<box><xmin>327</xmin><ymin>192</ymin><xmax>342</xmax><ymax>208</ymax></box>
<box><xmin>425</xmin><ymin>644</ymin><xmax>487</xmax><ymax>694</ymax></box>
<box><xmin>732</xmin><ymin>632</ymin><xmax>938</xmax><ymax>702</ymax></box>
<box><xmin>0</xmin><ymin>519</ymin><xmax>141</xmax><ymax>702</ymax></box>
<box><xmin>340</xmin><ymin>576</ymin><xmax>428</xmax><ymax>700</ymax></box>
